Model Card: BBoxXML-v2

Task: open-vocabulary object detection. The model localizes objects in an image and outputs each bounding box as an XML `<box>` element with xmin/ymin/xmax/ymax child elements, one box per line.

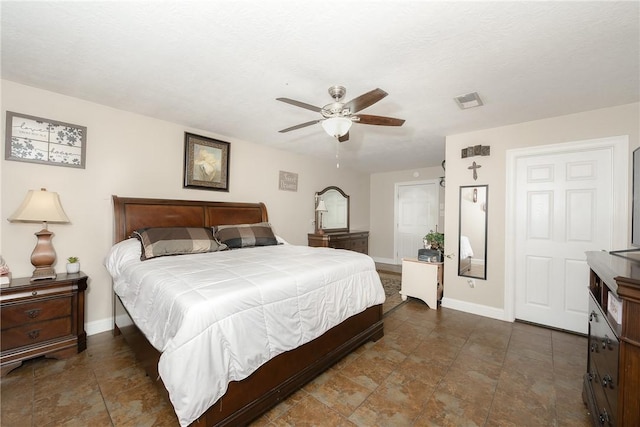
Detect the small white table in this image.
<box><xmin>401</xmin><ymin>258</ymin><xmax>444</xmax><ymax>308</ymax></box>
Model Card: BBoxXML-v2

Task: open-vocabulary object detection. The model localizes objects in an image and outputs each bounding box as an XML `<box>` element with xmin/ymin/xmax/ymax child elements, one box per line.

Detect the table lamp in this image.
<box><xmin>315</xmin><ymin>199</ymin><xmax>328</xmax><ymax>235</ymax></box>
<box><xmin>8</xmin><ymin>188</ymin><xmax>70</xmax><ymax>281</ymax></box>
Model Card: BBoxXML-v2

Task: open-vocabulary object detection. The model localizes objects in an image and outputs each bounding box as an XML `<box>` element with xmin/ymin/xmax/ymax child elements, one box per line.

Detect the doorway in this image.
<box><xmin>505</xmin><ymin>136</ymin><xmax>628</xmax><ymax>334</ymax></box>
<box><xmin>394</xmin><ymin>180</ymin><xmax>440</xmax><ymax>264</ymax></box>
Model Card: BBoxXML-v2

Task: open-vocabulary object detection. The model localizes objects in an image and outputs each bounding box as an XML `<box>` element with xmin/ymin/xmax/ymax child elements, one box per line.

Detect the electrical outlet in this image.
<box><xmin>467</xmin><ymin>279</ymin><xmax>475</xmax><ymax>288</ymax></box>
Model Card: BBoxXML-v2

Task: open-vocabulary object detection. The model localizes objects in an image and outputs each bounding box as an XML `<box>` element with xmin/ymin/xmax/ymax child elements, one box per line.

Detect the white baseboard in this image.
<box><xmin>371</xmin><ymin>256</ymin><xmax>397</xmax><ymax>265</ymax></box>
<box><xmin>85</xmin><ymin>317</ymin><xmax>113</xmax><ymax>336</ymax></box>
<box><xmin>440</xmin><ymin>297</ymin><xmax>509</xmax><ymax>322</ymax></box>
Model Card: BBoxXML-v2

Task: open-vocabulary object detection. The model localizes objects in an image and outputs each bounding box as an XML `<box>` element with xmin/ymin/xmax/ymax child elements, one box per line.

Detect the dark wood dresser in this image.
<box><xmin>308</xmin><ymin>231</ymin><xmax>369</xmax><ymax>254</ymax></box>
<box><xmin>584</xmin><ymin>251</ymin><xmax>640</xmax><ymax>426</ymax></box>
<box><xmin>1</xmin><ymin>272</ymin><xmax>88</xmax><ymax>376</ymax></box>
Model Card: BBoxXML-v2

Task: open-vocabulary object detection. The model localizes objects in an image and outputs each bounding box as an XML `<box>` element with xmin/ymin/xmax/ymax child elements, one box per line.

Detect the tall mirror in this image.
<box><xmin>458</xmin><ymin>185</ymin><xmax>488</xmax><ymax>279</ymax></box>
<box><xmin>315</xmin><ymin>186</ymin><xmax>349</xmax><ymax>232</ymax></box>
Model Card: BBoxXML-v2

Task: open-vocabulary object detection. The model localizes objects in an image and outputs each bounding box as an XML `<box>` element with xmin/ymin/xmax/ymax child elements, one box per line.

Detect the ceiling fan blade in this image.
<box><xmin>338</xmin><ymin>132</ymin><xmax>349</xmax><ymax>143</ymax></box>
<box><xmin>278</xmin><ymin>119</ymin><xmax>322</xmax><ymax>133</ymax></box>
<box><xmin>342</xmin><ymin>88</ymin><xmax>388</xmax><ymax>114</ymax></box>
<box><xmin>276</xmin><ymin>97</ymin><xmax>322</xmax><ymax>113</ymax></box>
<box><xmin>354</xmin><ymin>114</ymin><xmax>405</xmax><ymax>126</ymax></box>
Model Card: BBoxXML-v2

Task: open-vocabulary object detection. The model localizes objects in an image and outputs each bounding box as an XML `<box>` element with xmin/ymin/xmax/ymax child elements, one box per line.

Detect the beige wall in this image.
<box><xmin>369</xmin><ymin>166</ymin><xmax>445</xmax><ymax>263</ymax></box>
<box><xmin>4</xmin><ymin>79</ymin><xmax>637</xmax><ymax>331</ymax></box>
<box><xmin>443</xmin><ymin>102</ymin><xmax>640</xmax><ymax>319</ymax></box>
<box><xmin>0</xmin><ymin>80</ymin><xmax>370</xmax><ymax>334</ymax></box>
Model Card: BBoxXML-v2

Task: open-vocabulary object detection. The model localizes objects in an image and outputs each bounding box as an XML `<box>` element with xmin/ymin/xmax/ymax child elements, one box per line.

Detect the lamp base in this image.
<box><xmin>31</xmin><ymin>266</ymin><xmax>57</xmax><ymax>282</ymax></box>
<box><xmin>29</xmin><ymin>228</ymin><xmax>57</xmax><ymax>282</ymax></box>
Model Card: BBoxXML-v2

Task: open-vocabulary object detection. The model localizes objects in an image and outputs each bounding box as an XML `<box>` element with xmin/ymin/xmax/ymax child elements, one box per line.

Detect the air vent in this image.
<box><xmin>454</xmin><ymin>92</ymin><xmax>483</xmax><ymax>109</ymax></box>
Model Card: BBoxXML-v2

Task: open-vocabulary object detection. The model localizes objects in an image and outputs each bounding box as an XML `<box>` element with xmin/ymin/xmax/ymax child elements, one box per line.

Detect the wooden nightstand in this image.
<box><xmin>1</xmin><ymin>272</ymin><xmax>88</xmax><ymax>376</ymax></box>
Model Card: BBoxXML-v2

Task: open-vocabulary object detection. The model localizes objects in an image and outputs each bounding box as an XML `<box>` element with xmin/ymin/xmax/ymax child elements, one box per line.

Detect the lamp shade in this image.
<box><xmin>9</xmin><ymin>188</ymin><xmax>70</xmax><ymax>223</ymax></box>
<box><xmin>316</xmin><ymin>200</ymin><xmax>328</xmax><ymax>212</ymax></box>
<box><xmin>321</xmin><ymin>117</ymin><xmax>352</xmax><ymax>138</ymax></box>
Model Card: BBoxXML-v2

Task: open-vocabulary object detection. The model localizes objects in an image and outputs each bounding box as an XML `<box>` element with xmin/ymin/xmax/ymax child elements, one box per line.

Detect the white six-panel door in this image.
<box><xmin>395</xmin><ymin>181</ymin><xmax>439</xmax><ymax>263</ymax></box>
<box><xmin>514</xmin><ymin>148</ymin><xmax>613</xmax><ymax>333</ymax></box>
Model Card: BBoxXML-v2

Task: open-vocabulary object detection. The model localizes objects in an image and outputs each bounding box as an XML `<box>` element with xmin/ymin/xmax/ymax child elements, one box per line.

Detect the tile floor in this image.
<box><xmin>0</xmin><ymin>300</ymin><xmax>591</xmax><ymax>426</ymax></box>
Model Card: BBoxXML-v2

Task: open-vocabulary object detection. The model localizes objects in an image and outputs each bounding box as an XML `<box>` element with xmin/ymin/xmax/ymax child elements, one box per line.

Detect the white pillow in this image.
<box><xmin>105</xmin><ymin>238</ymin><xmax>141</xmax><ymax>278</ymax></box>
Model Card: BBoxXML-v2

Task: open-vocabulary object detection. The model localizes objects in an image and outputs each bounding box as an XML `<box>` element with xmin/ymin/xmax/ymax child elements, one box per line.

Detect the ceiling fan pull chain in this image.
<box><xmin>336</xmin><ymin>138</ymin><xmax>340</xmax><ymax>168</ymax></box>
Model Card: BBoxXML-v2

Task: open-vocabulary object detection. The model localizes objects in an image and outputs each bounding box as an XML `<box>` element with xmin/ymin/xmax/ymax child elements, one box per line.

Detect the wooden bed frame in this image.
<box><xmin>111</xmin><ymin>196</ymin><xmax>384</xmax><ymax>426</ymax></box>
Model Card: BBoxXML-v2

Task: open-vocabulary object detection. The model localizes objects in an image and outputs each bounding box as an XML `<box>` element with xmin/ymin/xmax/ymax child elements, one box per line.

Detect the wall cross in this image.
<box><xmin>468</xmin><ymin>161</ymin><xmax>481</xmax><ymax>180</ymax></box>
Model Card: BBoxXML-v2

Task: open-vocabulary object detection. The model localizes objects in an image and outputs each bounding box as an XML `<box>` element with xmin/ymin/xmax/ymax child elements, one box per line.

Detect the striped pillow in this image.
<box><xmin>133</xmin><ymin>227</ymin><xmax>227</xmax><ymax>260</ymax></box>
<box><xmin>214</xmin><ymin>222</ymin><xmax>278</xmax><ymax>249</ymax></box>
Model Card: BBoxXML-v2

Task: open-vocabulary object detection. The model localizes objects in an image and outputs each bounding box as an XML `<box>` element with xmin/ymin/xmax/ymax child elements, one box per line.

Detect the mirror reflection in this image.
<box><xmin>316</xmin><ymin>186</ymin><xmax>349</xmax><ymax>232</ymax></box>
<box><xmin>459</xmin><ymin>185</ymin><xmax>488</xmax><ymax>279</ymax></box>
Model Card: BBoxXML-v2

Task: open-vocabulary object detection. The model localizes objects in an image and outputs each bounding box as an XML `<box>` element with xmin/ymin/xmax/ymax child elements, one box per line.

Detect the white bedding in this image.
<box><xmin>460</xmin><ymin>235</ymin><xmax>474</xmax><ymax>259</ymax></box>
<box><xmin>105</xmin><ymin>239</ymin><xmax>385</xmax><ymax>426</ymax></box>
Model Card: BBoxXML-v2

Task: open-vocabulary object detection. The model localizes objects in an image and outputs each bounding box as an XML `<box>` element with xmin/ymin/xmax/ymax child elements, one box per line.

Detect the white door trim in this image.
<box><xmin>394</xmin><ymin>179</ymin><xmax>440</xmax><ymax>265</ymax></box>
<box><xmin>504</xmin><ymin>135</ymin><xmax>629</xmax><ymax>322</ymax></box>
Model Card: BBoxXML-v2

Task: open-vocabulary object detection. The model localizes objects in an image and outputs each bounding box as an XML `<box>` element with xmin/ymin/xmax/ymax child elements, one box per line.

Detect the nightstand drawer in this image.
<box><xmin>1</xmin><ymin>317</ymin><xmax>72</xmax><ymax>350</ymax></box>
<box><xmin>1</xmin><ymin>297</ymin><xmax>71</xmax><ymax>330</ymax></box>
<box><xmin>1</xmin><ymin>273</ymin><xmax>87</xmax><ymax>377</ymax></box>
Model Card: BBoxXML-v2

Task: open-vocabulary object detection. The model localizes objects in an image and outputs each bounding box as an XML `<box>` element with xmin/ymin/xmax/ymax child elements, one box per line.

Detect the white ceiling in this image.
<box><xmin>1</xmin><ymin>1</ymin><xmax>638</xmax><ymax>173</ymax></box>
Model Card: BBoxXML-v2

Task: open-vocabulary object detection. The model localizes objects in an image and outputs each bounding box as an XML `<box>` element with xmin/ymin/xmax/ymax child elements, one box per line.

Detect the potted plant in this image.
<box><xmin>66</xmin><ymin>256</ymin><xmax>80</xmax><ymax>274</ymax></box>
<box><xmin>424</xmin><ymin>230</ymin><xmax>451</xmax><ymax>262</ymax></box>
<box><xmin>424</xmin><ymin>230</ymin><xmax>444</xmax><ymax>251</ymax></box>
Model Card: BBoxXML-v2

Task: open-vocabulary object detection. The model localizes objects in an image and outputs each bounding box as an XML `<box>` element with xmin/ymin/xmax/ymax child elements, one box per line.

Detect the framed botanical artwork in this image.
<box><xmin>5</xmin><ymin>111</ymin><xmax>87</xmax><ymax>168</ymax></box>
<box><xmin>183</xmin><ymin>132</ymin><xmax>230</xmax><ymax>191</ymax></box>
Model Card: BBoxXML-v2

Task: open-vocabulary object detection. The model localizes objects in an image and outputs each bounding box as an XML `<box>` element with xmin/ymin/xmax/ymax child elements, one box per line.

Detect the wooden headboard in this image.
<box><xmin>112</xmin><ymin>196</ymin><xmax>269</xmax><ymax>243</ymax></box>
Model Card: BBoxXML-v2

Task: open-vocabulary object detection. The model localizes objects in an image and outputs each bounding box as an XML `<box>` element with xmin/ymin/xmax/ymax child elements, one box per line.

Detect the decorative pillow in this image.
<box><xmin>214</xmin><ymin>222</ymin><xmax>278</xmax><ymax>249</ymax></box>
<box><xmin>132</xmin><ymin>227</ymin><xmax>227</xmax><ymax>261</ymax></box>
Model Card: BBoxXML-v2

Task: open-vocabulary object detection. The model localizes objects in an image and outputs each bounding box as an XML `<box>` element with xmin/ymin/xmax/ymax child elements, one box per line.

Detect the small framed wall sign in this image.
<box><xmin>279</xmin><ymin>171</ymin><xmax>298</xmax><ymax>191</ymax></box>
<box><xmin>461</xmin><ymin>144</ymin><xmax>490</xmax><ymax>159</ymax></box>
<box><xmin>5</xmin><ymin>111</ymin><xmax>87</xmax><ymax>168</ymax></box>
<box><xmin>183</xmin><ymin>132</ymin><xmax>230</xmax><ymax>191</ymax></box>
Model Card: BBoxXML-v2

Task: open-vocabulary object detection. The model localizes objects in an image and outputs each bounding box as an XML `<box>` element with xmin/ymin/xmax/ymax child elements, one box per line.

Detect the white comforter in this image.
<box><xmin>105</xmin><ymin>239</ymin><xmax>385</xmax><ymax>426</ymax></box>
<box><xmin>460</xmin><ymin>235</ymin><xmax>474</xmax><ymax>259</ymax></box>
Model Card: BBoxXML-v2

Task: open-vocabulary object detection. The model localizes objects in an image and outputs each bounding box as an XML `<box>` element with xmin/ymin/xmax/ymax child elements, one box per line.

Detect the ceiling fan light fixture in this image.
<box><xmin>322</xmin><ymin>117</ymin><xmax>352</xmax><ymax>138</ymax></box>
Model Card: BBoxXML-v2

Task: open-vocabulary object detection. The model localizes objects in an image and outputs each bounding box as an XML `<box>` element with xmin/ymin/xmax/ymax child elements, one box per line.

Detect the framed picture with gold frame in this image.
<box><xmin>183</xmin><ymin>132</ymin><xmax>230</xmax><ymax>191</ymax></box>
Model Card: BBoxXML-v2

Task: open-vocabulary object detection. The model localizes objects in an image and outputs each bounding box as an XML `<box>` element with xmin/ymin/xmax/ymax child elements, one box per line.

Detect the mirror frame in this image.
<box><xmin>458</xmin><ymin>185</ymin><xmax>488</xmax><ymax>280</ymax></box>
<box><xmin>316</xmin><ymin>186</ymin><xmax>350</xmax><ymax>233</ymax></box>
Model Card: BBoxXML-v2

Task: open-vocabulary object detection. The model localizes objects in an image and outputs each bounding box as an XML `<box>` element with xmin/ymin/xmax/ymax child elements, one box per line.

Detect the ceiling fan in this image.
<box><xmin>276</xmin><ymin>85</ymin><xmax>405</xmax><ymax>142</ymax></box>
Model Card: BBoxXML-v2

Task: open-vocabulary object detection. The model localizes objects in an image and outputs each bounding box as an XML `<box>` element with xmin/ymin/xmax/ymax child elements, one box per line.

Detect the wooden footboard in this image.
<box><xmin>115</xmin><ymin>296</ymin><xmax>383</xmax><ymax>426</ymax></box>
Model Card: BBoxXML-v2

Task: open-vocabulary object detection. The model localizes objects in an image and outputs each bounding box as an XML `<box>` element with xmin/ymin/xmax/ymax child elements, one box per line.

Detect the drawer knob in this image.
<box><xmin>28</xmin><ymin>330</ymin><xmax>40</xmax><ymax>340</ymax></box>
<box><xmin>599</xmin><ymin>409</ymin><xmax>610</xmax><ymax>425</ymax></box>
<box><xmin>601</xmin><ymin>374</ymin><xmax>614</xmax><ymax>389</ymax></box>
<box><xmin>602</xmin><ymin>335</ymin><xmax>612</xmax><ymax>350</ymax></box>
<box><xmin>26</xmin><ymin>309</ymin><xmax>41</xmax><ymax>319</ymax></box>
<box><xmin>32</xmin><ymin>291</ymin><xmax>38</xmax><ymax>296</ymax></box>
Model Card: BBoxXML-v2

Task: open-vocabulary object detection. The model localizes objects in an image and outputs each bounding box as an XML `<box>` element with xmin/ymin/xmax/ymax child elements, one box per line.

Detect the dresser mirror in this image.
<box><xmin>458</xmin><ymin>185</ymin><xmax>488</xmax><ymax>279</ymax></box>
<box><xmin>315</xmin><ymin>186</ymin><xmax>349</xmax><ymax>232</ymax></box>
